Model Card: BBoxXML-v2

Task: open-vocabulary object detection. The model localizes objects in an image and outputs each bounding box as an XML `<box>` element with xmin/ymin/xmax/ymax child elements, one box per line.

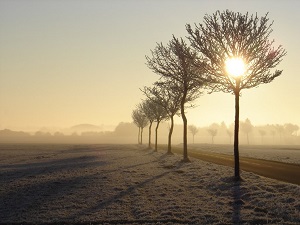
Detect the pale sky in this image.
<box><xmin>0</xmin><ymin>0</ymin><xmax>299</xmax><ymax>131</ymax></box>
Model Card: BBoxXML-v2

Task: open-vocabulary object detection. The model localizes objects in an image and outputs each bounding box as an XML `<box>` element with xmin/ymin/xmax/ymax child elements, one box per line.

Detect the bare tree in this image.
<box><xmin>146</xmin><ymin>36</ymin><xmax>206</xmax><ymax>161</ymax></box>
<box><xmin>275</xmin><ymin>124</ymin><xmax>285</xmax><ymax>144</ymax></box>
<box><xmin>132</xmin><ymin>107</ymin><xmax>149</xmax><ymax>145</ymax></box>
<box><xmin>284</xmin><ymin>123</ymin><xmax>299</xmax><ymax>136</ymax></box>
<box><xmin>142</xmin><ymin>84</ymin><xmax>181</xmax><ymax>154</ymax></box>
<box><xmin>240</xmin><ymin>118</ymin><xmax>253</xmax><ymax>145</ymax></box>
<box><xmin>187</xmin><ymin>10</ymin><xmax>286</xmax><ymax>179</ymax></box>
<box><xmin>270</xmin><ymin>130</ymin><xmax>276</xmax><ymax>144</ymax></box>
<box><xmin>141</xmin><ymin>99</ymin><xmax>157</xmax><ymax>149</ymax></box>
<box><xmin>226</xmin><ymin>129</ymin><xmax>233</xmax><ymax>144</ymax></box>
<box><xmin>207</xmin><ymin>127</ymin><xmax>218</xmax><ymax>144</ymax></box>
<box><xmin>258</xmin><ymin>129</ymin><xmax>266</xmax><ymax>144</ymax></box>
<box><xmin>188</xmin><ymin>125</ymin><xmax>199</xmax><ymax>144</ymax></box>
<box><xmin>150</xmin><ymin>100</ymin><xmax>168</xmax><ymax>151</ymax></box>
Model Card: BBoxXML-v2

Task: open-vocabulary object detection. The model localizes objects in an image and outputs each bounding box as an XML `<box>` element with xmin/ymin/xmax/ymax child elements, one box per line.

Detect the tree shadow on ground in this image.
<box><xmin>67</xmin><ymin>160</ymin><xmax>184</xmax><ymax>220</ymax></box>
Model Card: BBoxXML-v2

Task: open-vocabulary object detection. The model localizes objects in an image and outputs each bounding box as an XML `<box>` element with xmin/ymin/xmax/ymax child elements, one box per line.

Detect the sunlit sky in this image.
<box><xmin>0</xmin><ymin>0</ymin><xmax>299</xmax><ymax>131</ymax></box>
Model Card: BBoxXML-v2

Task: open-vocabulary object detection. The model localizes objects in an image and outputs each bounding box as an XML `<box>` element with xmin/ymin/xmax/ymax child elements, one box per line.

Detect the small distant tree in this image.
<box><xmin>240</xmin><ymin>118</ymin><xmax>253</xmax><ymax>145</ymax></box>
<box><xmin>54</xmin><ymin>132</ymin><xmax>64</xmax><ymax>137</ymax></box>
<box><xmin>284</xmin><ymin>123</ymin><xmax>299</xmax><ymax>136</ymax></box>
<box><xmin>226</xmin><ymin>129</ymin><xmax>233</xmax><ymax>144</ymax></box>
<box><xmin>132</xmin><ymin>107</ymin><xmax>149</xmax><ymax>145</ymax></box>
<box><xmin>187</xmin><ymin>10</ymin><xmax>286</xmax><ymax>179</ymax></box>
<box><xmin>146</xmin><ymin>35</ymin><xmax>206</xmax><ymax>161</ymax></box>
<box><xmin>188</xmin><ymin>125</ymin><xmax>199</xmax><ymax>144</ymax></box>
<box><xmin>207</xmin><ymin>128</ymin><xmax>218</xmax><ymax>144</ymax></box>
<box><xmin>270</xmin><ymin>130</ymin><xmax>276</xmax><ymax>144</ymax></box>
<box><xmin>258</xmin><ymin>129</ymin><xmax>267</xmax><ymax>144</ymax></box>
<box><xmin>275</xmin><ymin>124</ymin><xmax>285</xmax><ymax>144</ymax></box>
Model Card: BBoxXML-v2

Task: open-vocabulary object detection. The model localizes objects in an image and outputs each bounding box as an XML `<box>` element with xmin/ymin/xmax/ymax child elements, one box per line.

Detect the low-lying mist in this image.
<box><xmin>0</xmin><ymin>121</ymin><xmax>299</xmax><ymax>145</ymax></box>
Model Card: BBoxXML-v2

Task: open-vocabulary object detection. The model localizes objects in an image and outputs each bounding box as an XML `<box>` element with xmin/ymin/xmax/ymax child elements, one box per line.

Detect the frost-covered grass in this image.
<box><xmin>189</xmin><ymin>144</ymin><xmax>300</xmax><ymax>165</ymax></box>
<box><xmin>0</xmin><ymin>144</ymin><xmax>299</xmax><ymax>224</ymax></box>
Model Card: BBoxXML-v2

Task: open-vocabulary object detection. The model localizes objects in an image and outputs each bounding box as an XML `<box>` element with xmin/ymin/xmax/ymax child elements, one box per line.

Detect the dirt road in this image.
<box><xmin>162</xmin><ymin>146</ymin><xmax>300</xmax><ymax>185</ymax></box>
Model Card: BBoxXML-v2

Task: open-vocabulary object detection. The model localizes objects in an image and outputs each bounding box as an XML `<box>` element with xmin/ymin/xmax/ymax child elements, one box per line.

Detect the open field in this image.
<box><xmin>187</xmin><ymin>144</ymin><xmax>300</xmax><ymax>165</ymax></box>
<box><xmin>0</xmin><ymin>144</ymin><xmax>299</xmax><ymax>224</ymax></box>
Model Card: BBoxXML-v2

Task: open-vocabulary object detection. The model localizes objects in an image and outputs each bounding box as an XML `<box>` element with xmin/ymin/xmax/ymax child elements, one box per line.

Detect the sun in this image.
<box><xmin>225</xmin><ymin>58</ymin><xmax>245</xmax><ymax>77</ymax></box>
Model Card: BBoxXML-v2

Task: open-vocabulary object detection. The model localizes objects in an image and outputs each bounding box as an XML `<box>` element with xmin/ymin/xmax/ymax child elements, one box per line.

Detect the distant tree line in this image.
<box><xmin>0</xmin><ymin>121</ymin><xmax>298</xmax><ymax>145</ymax></box>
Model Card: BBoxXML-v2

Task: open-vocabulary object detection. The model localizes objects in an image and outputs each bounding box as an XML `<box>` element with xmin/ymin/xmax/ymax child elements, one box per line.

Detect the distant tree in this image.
<box><xmin>270</xmin><ymin>130</ymin><xmax>276</xmax><ymax>144</ymax></box>
<box><xmin>54</xmin><ymin>132</ymin><xmax>64</xmax><ymax>136</ymax></box>
<box><xmin>146</xmin><ymin>35</ymin><xmax>206</xmax><ymax>161</ymax></box>
<box><xmin>226</xmin><ymin>129</ymin><xmax>233</xmax><ymax>144</ymax></box>
<box><xmin>284</xmin><ymin>123</ymin><xmax>299</xmax><ymax>136</ymax></box>
<box><xmin>275</xmin><ymin>124</ymin><xmax>285</xmax><ymax>143</ymax></box>
<box><xmin>240</xmin><ymin>118</ymin><xmax>253</xmax><ymax>145</ymax></box>
<box><xmin>187</xmin><ymin>10</ymin><xmax>286</xmax><ymax>179</ymax></box>
<box><xmin>35</xmin><ymin>131</ymin><xmax>52</xmax><ymax>136</ymax></box>
<box><xmin>140</xmin><ymin>99</ymin><xmax>157</xmax><ymax>149</ymax></box>
<box><xmin>188</xmin><ymin>125</ymin><xmax>199</xmax><ymax>144</ymax></box>
<box><xmin>71</xmin><ymin>132</ymin><xmax>79</xmax><ymax>136</ymax></box>
<box><xmin>132</xmin><ymin>107</ymin><xmax>149</xmax><ymax>145</ymax></box>
<box><xmin>258</xmin><ymin>130</ymin><xmax>266</xmax><ymax>144</ymax></box>
<box><xmin>207</xmin><ymin>128</ymin><xmax>218</xmax><ymax>144</ymax></box>
<box><xmin>142</xmin><ymin>83</ymin><xmax>181</xmax><ymax>154</ymax></box>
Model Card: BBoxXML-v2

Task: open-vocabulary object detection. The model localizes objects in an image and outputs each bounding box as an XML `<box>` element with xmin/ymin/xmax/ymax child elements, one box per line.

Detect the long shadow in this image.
<box><xmin>0</xmin><ymin>171</ymin><xmax>102</xmax><ymax>222</ymax></box>
<box><xmin>230</xmin><ymin>178</ymin><xmax>243</xmax><ymax>224</ymax></box>
<box><xmin>66</xmin><ymin>160</ymin><xmax>184</xmax><ymax>220</ymax></box>
<box><xmin>0</xmin><ymin>156</ymin><xmax>107</xmax><ymax>184</ymax></box>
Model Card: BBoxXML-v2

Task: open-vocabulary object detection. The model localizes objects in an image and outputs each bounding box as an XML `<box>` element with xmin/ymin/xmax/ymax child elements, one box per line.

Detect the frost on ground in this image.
<box><xmin>189</xmin><ymin>144</ymin><xmax>300</xmax><ymax>165</ymax></box>
<box><xmin>0</xmin><ymin>144</ymin><xmax>299</xmax><ymax>224</ymax></box>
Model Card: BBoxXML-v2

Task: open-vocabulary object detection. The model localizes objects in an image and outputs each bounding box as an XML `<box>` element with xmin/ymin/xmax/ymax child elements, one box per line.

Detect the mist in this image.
<box><xmin>1</xmin><ymin>120</ymin><xmax>299</xmax><ymax>145</ymax></box>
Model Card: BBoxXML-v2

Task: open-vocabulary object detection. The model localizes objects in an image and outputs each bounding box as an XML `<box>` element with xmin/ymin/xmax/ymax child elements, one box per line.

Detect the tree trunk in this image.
<box><xmin>181</xmin><ymin>88</ymin><xmax>189</xmax><ymax>162</ymax></box>
<box><xmin>234</xmin><ymin>91</ymin><xmax>240</xmax><ymax>180</ymax></box>
<box><xmin>155</xmin><ymin>121</ymin><xmax>160</xmax><ymax>151</ymax></box>
<box><xmin>193</xmin><ymin>135</ymin><xmax>195</xmax><ymax>144</ymax></box>
<box><xmin>247</xmin><ymin>133</ymin><xmax>249</xmax><ymax>145</ymax></box>
<box><xmin>148</xmin><ymin>121</ymin><xmax>152</xmax><ymax>149</ymax></box>
<box><xmin>138</xmin><ymin>127</ymin><xmax>141</xmax><ymax>144</ymax></box>
<box><xmin>140</xmin><ymin>128</ymin><xmax>143</xmax><ymax>145</ymax></box>
<box><xmin>167</xmin><ymin>115</ymin><xmax>174</xmax><ymax>154</ymax></box>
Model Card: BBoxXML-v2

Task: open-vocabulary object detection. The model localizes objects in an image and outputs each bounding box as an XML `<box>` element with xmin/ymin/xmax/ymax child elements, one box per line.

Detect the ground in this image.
<box><xmin>0</xmin><ymin>144</ymin><xmax>299</xmax><ymax>224</ymax></box>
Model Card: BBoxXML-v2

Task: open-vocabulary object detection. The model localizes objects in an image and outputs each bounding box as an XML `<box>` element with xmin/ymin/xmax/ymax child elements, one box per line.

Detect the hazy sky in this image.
<box><xmin>0</xmin><ymin>0</ymin><xmax>299</xmax><ymax>131</ymax></box>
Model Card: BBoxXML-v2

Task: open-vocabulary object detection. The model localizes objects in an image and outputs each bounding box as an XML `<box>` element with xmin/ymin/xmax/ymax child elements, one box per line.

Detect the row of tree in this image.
<box><xmin>188</xmin><ymin>120</ymin><xmax>299</xmax><ymax>145</ymax></box>
<box><xmin>132</xmin><ymin>10</ymin><xmax>286</xmax><ymax>180</ymax></box>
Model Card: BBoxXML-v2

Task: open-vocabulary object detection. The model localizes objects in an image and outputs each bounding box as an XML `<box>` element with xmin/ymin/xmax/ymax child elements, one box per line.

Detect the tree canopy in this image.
<box><xmin>186</xmin><ymin>10</ymin><xmax>286</xmax><ymax>94</ymax></box>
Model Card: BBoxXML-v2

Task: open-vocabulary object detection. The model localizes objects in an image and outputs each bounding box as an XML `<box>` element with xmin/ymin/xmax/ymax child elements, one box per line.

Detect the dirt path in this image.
<box><xmin>163</xmin><ymin>146</ymin><xmax>300</xmax><ymax>185</ymax></box>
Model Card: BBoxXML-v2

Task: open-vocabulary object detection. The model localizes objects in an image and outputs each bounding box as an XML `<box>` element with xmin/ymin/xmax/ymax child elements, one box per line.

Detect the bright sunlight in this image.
<box><xmin>225</xmin><ymin>57</ymin><xmax>245</xmax><ymax>77</ymax></box>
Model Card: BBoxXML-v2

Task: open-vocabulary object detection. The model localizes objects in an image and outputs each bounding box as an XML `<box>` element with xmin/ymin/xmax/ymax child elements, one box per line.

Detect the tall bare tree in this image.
<box><xmin>132</xmin><ymin>107</ymin><xmax>149</xmax><ymax>145</ymax></box>
<box><xmin>146</xmin><ymin>36</ymin><xmax>206</xmax><ymax>161</ymax></box>
<box><xmin>187</xmin><ymin>10</ymin><xmax>286</xmax><ymax>179</ymax></box>
<box><xmin>142</xmin><ymin>83</ymin><xmax>181</xmax><ymax>154</ymax></box>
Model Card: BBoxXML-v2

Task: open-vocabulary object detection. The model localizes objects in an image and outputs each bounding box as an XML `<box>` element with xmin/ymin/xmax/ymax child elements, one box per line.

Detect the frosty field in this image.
<box><xmin>188</xmin><ymin>144</ymin><xmax>300</xmax><ymax>165</ymax></box>
<box><xmin>0</xmin><ymin>144</ymin><xmax>299</xmax><ymax>224</ymax></box>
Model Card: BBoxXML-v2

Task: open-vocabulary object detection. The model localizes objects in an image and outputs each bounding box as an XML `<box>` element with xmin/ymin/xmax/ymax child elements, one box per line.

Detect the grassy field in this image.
<box><xmin>0</xmin><ymin>144</ymin><xmax>299</xmax><ymax>224</ymax></box>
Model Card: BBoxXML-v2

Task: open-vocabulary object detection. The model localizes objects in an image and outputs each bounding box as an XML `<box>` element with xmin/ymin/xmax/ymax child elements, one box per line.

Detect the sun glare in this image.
<box><xmin>225</xmin><ymin>58</ymin><xmax>245</xmax><ymax>77</ymax></box>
